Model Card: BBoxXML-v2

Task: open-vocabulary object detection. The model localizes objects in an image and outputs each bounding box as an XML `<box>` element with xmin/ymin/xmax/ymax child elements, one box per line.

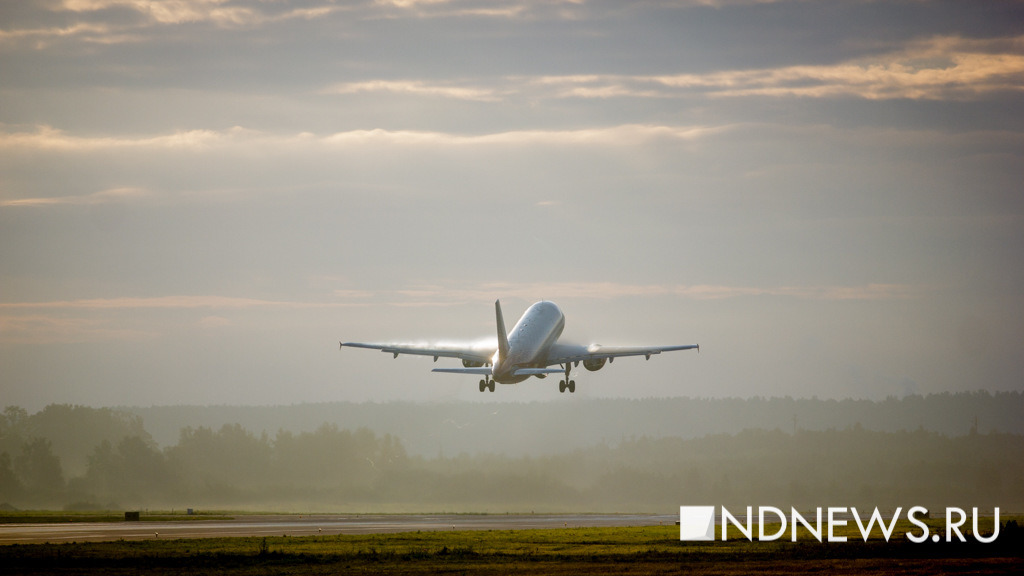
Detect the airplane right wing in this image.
<box><xmin>545</xmin><ymin>342</ymin><xmax>699</xmax><ymax>365</ymax></box>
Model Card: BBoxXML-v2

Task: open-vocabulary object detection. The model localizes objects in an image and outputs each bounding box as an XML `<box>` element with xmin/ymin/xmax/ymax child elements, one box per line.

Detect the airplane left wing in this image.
<box><xmin>340</xmin><ymin>341</ymin><xmax>495</xmax><ymax>365</ymax></box>
<box><xmin>545</xmin><ymin>342</ymin><xmax>699</xmax><ymax>365</ymax></box>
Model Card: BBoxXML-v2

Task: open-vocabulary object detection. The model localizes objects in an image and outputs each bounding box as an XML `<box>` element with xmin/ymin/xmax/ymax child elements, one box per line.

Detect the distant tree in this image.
<box><xmin>1</xmin><ymin>406</ymin><xmax>29</xmax><ymax>431</ymax></box>
<box><xmin>82</xmin><ymin>440</ymin><xmax>120</xmax><ymax>497</ymax></box>
<box><xmin>14</xmin><ymin>438</ymin><xmax>64</xmax><ymax>502</ymax></box>
<box><xmin>26</xmin><ymin>404</ymin><xmax>153</xmax><ymax>477</ymax></box>
<box><xmin>379</xmin><ymin>433</ymin><xmax>408</xmax><ymax>469</ymax></box>
<box><xmin>166</xmin><ymin>424</ymin><xmax>271</xmax><ymax>494</ymax></box>
<box><xmin>116</xmin><ymin>436</ymin><xmax>169</xmax><ymax>489</ymax></box>
<box><xmin>270</xmin><ymin>424</ymin><xmax>387</xmax><ymax>490</ymax></box>
<box><xmin>0</xmin><ymin>407</ymin><xmax>29</xmax><ymax>458</ymax></box>
<box><xmin>0</xmin><ymin>452</ymin><xmax>22</xmax><ymax>502</ymax></box>
<box><xmin>80</xmin><ymin>436</ymin><xmax>173</xmax><ymax>504</ymax></box>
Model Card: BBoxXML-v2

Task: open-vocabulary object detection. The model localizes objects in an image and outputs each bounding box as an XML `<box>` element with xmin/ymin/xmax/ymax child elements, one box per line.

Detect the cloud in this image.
<box><xmin>336</xmin><ymin>282</ymin><xmax>923</xmax><ymax>305</ymax></box>
<box><xmin>0</xmin><ymin>314</ymin><xmax>157</xmax><ymax>343</ymax></box>
<box><xmin>45</xmin><ymin>0</ymin><xmax>548</xmax><ymax>32</ymax></box>
<box><xmin>543</xmin><ymin>35</ymin><xmax>1024</xmax><ymax>101</ymax></box>
<box><xmin>3</xmin><ymin>0</ymin><xmax>796</xmax><ymax>50</ymax></box>
<box><xmin>198</xmin><ymin>315</ymin><xmax>233</xmax><ymax>328</ymax></box>
<box><xmin>59</xmin><ymin>0</ymin><xmax>249</xmax><ymax>25</ymax></box>
<box><xmin>672</xmin><ymin>284</ymin><xmax>920</xmax><ymax>301</ymax></box>
<box><xmin>0</xmin><ymin>125</ymin><xmax>227</xmax><ymax>152</ymax></box>
<box><xmin>369</xmin><ymin>0</ymin><xmax>592</xmax><ymax>19</ymax></box>
<box><xmin>0</xmin><ymin>282</ymin><xmax>923</xmax><ymax>345</ymax></box>
<box><xmin>0</xmin><ymin>296</ymin><xmax>362</xmax><ymax>343</ymax></box>
<box><xmin>56</xmin><ymin>0</ymin><xmax>342</xmax><ymax>27</ymax></box>
<box><xmin>332</xmin><ymin>290</ymin><xmax>377</xmax><ymax>299</ymax></box>
<box><xmin>0</xmin><ymin>123</ymin><xmax>720</xmax><ymax>154</ymax></box>
<box><xmin>319</xmin><ymin>74</ymin><xmax>665</xmax><ymax>102</ymax></box>
<box><xmin>320</xmin><ymin>124</ymin><xmax>719</xmax><ymax>147</ymax></box>
<box><xmin>366</xmin><ymin>0</ymin><xmax>802</xmax><ymax>20</ymax></box>
<box><xmin>0</xmin><ymin>1</ymin><xmax>346</xmax><ymax>47</ymax></box>
<box><xmin>375</xmin><ymin>0</ymin><xmax>455</xmax><ymax>8</ymax></box>
<box><xmin>322</xmin><ymin>80</ymin><xmax>503</xmax><ymax>102</ymax></box>
<box><xmin>0</xmin><ymin>187</ymin><xmax>149</xmax><ymax>207</ymax></box>
<box><xmin>0</xmin><ymin>295</ymin><xmax>360</xmax><ymax>310</ymax></box>
<box><xmin>0</xmin><ymin>21</ymin><xmax>136</xmax><ymax>47</ymax></box>
<box><xmin>323</xmin><ymin>35</ymin><xmax>1024</xmax><ymax>102</ymax></box>
<box><xmin>0</xmin><ymin>282</ymin><xmax>923</xmax><ymax>317</ymax></box>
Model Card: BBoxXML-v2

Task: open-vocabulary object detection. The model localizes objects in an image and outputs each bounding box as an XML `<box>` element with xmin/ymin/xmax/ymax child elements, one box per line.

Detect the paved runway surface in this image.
<box><xmin>0</xmin><ymin>514</ymin><xmax>677</xmax><ymax>544</ymax></box>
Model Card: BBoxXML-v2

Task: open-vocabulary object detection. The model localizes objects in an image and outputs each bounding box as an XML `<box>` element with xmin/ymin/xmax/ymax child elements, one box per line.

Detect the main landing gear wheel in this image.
<box><xmin>479</xmin><ymin>379</ymin><xmax>486</xmax><ymax>392</ymax></box>
<box><xmin>479</xmin><ymin>379</ymin><xmax>495</xmax><ymax>392</ymax></box>
<box><xmin>559</xmin><ymin>364</ymin><xmax>576</xmax><ymax>393</ymax></box>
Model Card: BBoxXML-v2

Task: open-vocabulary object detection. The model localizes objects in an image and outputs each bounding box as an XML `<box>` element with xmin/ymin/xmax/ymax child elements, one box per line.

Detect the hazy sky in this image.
<box><xmin>1</xmin><ymin>0</ymin><xmax>1022</xmax><ymax>410</ymax></box>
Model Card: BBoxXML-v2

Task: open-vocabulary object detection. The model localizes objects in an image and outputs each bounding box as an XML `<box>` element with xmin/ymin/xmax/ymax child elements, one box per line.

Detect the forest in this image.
<box><xmin>1</xmin><ymin>393</ymin><xmax>1022</xmax><ymax>513</ymax></box>
<box><xmin>128</xmin><ymin>391</ymin><xmax>1024</xmax><ymax>457</ymax></box>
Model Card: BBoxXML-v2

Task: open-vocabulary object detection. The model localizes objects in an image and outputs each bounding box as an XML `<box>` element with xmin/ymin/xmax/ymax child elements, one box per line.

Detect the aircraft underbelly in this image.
<box><xmin>495</xmin><ymin>301</ymin><xmax>565</xmax><ymax>383</ymax></box>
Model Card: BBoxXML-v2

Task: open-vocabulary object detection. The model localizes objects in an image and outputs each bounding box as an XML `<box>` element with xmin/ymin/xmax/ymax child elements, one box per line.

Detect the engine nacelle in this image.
<box><xmin>463</xmin><ymin>359</ymin><xmax>485</xmax><ymax>368</ymax></box>
<box><xmin>583</xmin><ymin>358</ymin><xmax>607</xmax><ymax>372</ymax></box>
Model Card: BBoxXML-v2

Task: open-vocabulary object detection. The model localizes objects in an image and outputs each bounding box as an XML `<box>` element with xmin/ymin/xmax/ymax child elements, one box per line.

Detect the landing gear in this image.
<box><xmin>479</xmin><ymin>378</ymin><xmax>495</xmax><ymax>392</ymax></box>
<box><xmin>558</xmin><ymin>364</ymin><xmax>576</xmax><ymax>393</ymax></box>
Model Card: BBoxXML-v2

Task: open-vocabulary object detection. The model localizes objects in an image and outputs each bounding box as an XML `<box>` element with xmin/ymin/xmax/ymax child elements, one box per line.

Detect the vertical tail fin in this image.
<box><xmin>495</xmin><ymin>299</ymin><xmax>510</xmax><ymax>361</ymax></box>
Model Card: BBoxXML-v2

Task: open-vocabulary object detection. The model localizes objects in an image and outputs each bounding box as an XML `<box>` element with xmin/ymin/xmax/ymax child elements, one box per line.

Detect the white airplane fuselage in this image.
<box><xmin>493</xmin><ymin>301</ymin><xmax>565</xmax><ymax>383</ymax></box>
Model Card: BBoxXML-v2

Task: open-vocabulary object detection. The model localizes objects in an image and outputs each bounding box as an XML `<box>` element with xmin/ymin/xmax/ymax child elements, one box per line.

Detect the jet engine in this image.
<box><xmin>463</xmin><ymin>359</ymin><xmax>485</xmax><ymax>368</ymax></box>
<box><xmin>583</xmin><ymin>358</ymin><xmax>607</xmax><ymax>371</ymax></box>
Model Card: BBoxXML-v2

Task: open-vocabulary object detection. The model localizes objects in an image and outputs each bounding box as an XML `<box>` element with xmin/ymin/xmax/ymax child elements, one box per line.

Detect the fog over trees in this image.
<box><xmin>129</xmin><ymin>392</ymin><xmax>1024</xmax><ymax>457</ymax></box>
<box><xmin>1</xmin><ymin>393</ymin><xmax>1021</xmax><ymax>512</ymax></box>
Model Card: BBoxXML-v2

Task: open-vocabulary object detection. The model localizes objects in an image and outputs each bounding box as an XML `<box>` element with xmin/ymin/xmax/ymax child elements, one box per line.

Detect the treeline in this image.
<box><xmin>2</xmin><ymin>404</ymin><xmax>1022</xmax><ymax>512</ymax></box>
<box><xmin>0</xmin><ymin>405</ymin><xmax>150</xmax><ymax>477</ymax></box>
<box><xmin>128</xmin><ymin>391</ymin><xmax>1024</xmax><ymax>457</ymax></box>
<box><xmin>1</xmin><ymin>406</ymin><xmax>405</xmax><ymax>509</ymax></box>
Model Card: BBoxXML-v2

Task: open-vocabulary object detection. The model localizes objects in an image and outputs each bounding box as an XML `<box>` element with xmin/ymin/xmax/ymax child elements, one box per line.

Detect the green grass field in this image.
<box><xmin>1</xmin><ymin>518</ymin><xmax>1021</xmax><ymax>575</ymax></box>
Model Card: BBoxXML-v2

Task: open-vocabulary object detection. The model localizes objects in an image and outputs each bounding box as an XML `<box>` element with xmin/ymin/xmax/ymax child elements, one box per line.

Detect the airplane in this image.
<box><xmin>340</xmin><ymin>300</ymin><xmax>698</xmax><ymax>393</ymax></box>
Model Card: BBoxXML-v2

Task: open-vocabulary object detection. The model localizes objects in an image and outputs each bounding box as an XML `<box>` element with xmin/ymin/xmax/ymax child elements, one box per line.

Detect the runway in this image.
<box><xmin>0</xmin><ymin>513</ymin><xmax>677</xmax><ymax>544</ymax></box>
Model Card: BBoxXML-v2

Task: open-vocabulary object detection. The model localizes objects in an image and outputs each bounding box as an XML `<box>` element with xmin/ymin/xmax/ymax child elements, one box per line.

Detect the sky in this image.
<box><xmin>1</xmin><ymin>0</ymin><xmax>1022</xmax><ymax>410</ymax></box>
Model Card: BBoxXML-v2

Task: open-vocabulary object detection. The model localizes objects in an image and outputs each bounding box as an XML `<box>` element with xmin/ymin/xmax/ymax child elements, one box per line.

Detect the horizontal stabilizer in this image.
<box><xmin>432</xmin><ymin>367</ymin><xmax>494</xmax><ymax>375</ymax></box>
<box><xmin>513</xmin><ymin>368</ymin><xmax>566</xmax><ymax>376</ymax></box>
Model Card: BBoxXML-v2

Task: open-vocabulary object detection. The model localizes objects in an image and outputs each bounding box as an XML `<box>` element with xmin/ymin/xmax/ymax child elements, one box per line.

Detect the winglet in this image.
<box><xmin>495</xmin><ymin>299</ymin><xmax>510</xmax><ymax>361</ymax></box>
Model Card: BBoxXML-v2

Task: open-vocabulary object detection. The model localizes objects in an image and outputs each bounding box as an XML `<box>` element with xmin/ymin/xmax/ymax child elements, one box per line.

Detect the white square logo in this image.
<box><xmin>679</xmin><ymin>506</ymin><xmax>716</xmax><ymax>541</ymax></box>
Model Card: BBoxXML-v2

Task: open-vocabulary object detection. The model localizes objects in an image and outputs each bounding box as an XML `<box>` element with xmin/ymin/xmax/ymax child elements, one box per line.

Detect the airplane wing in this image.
<box><xmin>544</xmin><ymin>342</ymin><xmax>699</xmax><ymax>365</ymax></box>
<box><xmin>340</xmin><ymin>341</ymin><xmax>495</xmax><ymax>365</ymax></box>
